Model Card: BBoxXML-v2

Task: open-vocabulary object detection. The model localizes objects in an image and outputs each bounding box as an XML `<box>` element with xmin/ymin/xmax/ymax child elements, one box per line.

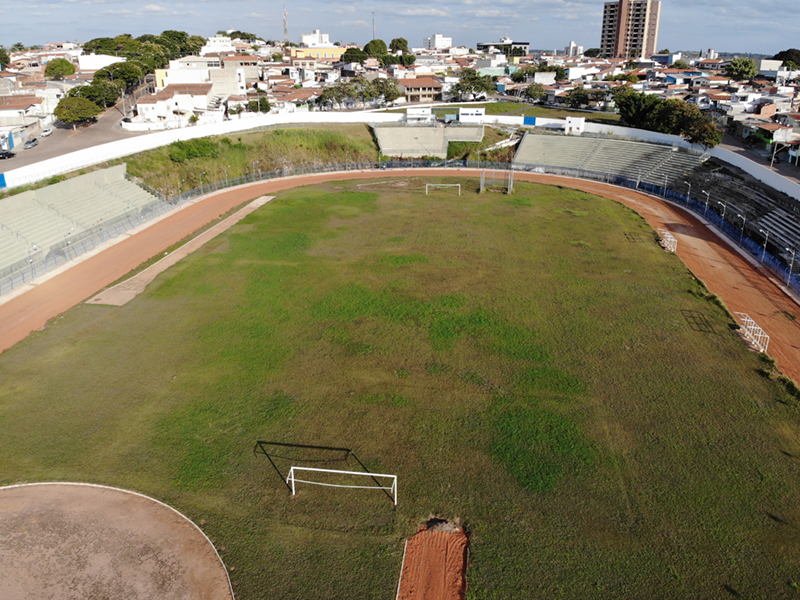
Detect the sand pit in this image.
<box><xmin>397</xmin><ymin>519</ymin><xmax>469</xmax><ymax>600</ymax></box>
<box><xmin>0</xmin><ymin>483</ymin><xmax>233</xmax><ymax>600</ymax></box>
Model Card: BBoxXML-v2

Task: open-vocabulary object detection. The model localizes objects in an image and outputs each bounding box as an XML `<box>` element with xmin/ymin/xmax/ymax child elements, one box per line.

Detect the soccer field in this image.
<box><xmin>1</xmin><ymin>178</ymin><xmax>799</xmax><ymax>599</ymax></box>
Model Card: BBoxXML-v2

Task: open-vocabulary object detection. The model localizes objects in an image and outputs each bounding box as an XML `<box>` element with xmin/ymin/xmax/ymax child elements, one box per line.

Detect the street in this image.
<box><xmin>719</xmin><ymin>132</ymin><xmax>800</xmax><ymax>186</ymax></box>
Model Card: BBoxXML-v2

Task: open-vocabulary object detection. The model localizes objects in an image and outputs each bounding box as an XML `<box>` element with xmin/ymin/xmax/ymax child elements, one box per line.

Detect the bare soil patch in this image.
<box><xmin>397</xmin><ymin>518</ymin><xmax>468</xmax><ymax>600</ymax></box>
<box><xmin>0</xmin><ymin>483</ymin><xmax>233</xmax><ymax>600</ymax></box>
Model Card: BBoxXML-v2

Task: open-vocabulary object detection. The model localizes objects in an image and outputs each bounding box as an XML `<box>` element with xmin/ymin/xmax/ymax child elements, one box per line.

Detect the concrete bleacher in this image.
<box><xmin>513</xmin><ymin>132</ymin><xmax>705</xmax><ymax>186</ymax></box>
<box><xmin>373</xmin><ymin>124</ymin><xmax>484</xmax><ymax>159</ymax></box>
<box><xmin>0</xmin><ymin>164</ymin><xmax>163</xmax><ymax>275</ymax></box>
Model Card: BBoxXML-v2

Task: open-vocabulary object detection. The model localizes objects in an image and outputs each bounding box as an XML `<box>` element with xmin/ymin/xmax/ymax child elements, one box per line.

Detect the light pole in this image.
<box><xmin>717</xmin><ymin>200</ymin><xmax>727</xmax><ymax>224</ymax></box>
<box><xmin>787</xmin><ymin>247</ymin><xmax>796</xmax><ymax>286</ymax></box>
<box><xmin>684</xmin><ymin>180</ymin><xmax>691</xmax><ymax>201</ymax></box>
<box><xmin>736</xmin><ymin>213</ymin><xmax>747</xmax><ymax>245</ymax></box>
<box><xmin>252</xmin><ymin>160</ymin><xmax>261</xmax><ymax>179</ymax></box>
<box><xmin>701</xmin><ymin>190</ymin><xmax>710</xmax><ymax>216</ymax></box>
<box><xmin>200</xmin><ymin>172</ymin><xmax>206</xmax><ymax>187</ymax></box>
<box><xmin>759</xmin><ymin>229</ymin><xmax>769</xmax><ymax>263</ymax></box>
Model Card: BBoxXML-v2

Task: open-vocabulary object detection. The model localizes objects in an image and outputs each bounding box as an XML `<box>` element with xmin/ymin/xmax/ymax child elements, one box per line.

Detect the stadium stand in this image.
<box><xmin>0</xmin><ymin>165</ymin><xmax>165</xmax><ymax>277</ymax></box>
<box><xmin>513</xmin><ymin>132</ymin><xmax>706</xmax><ymax>187</ymax></box>
<box><xmin>373</xmin><ymin>124</ymin><xmax>484</xmax><ymax>159</ymax></box>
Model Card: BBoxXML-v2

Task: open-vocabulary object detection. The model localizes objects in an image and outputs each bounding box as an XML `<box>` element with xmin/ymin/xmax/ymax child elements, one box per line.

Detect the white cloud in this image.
<box><xmin>384</xmin><ymin>7</ymin><xmax>448</xmax><ymax>16</ymax></box>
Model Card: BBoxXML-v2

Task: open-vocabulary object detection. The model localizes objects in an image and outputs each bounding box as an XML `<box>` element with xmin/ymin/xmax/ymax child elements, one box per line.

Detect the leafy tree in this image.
<box><xmin>772</xmin><ymin>49</ymin><xmax>800</xmax><ymax>66</ymax></box>
<box><xmin>523</xmin><ymin>82</ymin><xmax>545</xmax><ymax>102</ymax></box>
<box><xmin>11</xmin><ymin>42</ymin><xmax>25</xmax><ymax>52</ymax></box>
<box><xmin>54</xmin><ymin>97</ymin><xmax>102</xmax><ymax>127</ymax></box>
<box><xmin>258</xmin><ymin>96</ymin><xmax>271</xmax><ymax>112</ymax></box>
<box><xmin>94</xmin><ymin>62</ymin><xmax>143</xmax><ymax>88</ymax></box>
<box><xmin>389</xmin><ymin>38</ymin><xmax>409</xmax><ymax>54</ymax></box>
<box><xmin>68</xmin><ymin>80</ymin><xmax>120</xmax><ymax>107</ymax></box>
<box><xmin>584</xmin><ymin>48</ymin><xmax>601</xmax><ymax>58</ymax></box>
<box><xmin>271</xmin><ymin>53</ymin><xmax>284</xmax><ymax>62</ymax></box>
<box><xmin>452</xmin><ymin>68</ymin><xmax>495</xmax><ymax>99</ymax></box>
<box><xmin>510</xmin><ymin>47</ymin><xmax>527</xmax><ymax>57</ymax></box>
<box><xmin>0</xmin><ymin>48</ymin><xmax>10</xmax><ymax>69</ymax></box>
<box><xmin>725</xmin><ymin>58</ymin><xmax>758</xmax><ymax>81</ymax></box>
<box><xmin>363</xmin><ymin>39</ymin><xmax>388</xmax><ymax>57</ymax></box>
<box><xmin>616</xmin><ymin>89</ymin><xmax>662</xmax><ymax>129</ymax></box>
<box><xmin>565</xmin><ymin>86</ymin><xmax>589</xmax><ymax>108</ymax></box>
<box><xmin>672</xmin><ymin>59</ymin><xmax>689</xmax><ymax>69</ymax></box>
<box><xmin>658</xmin><ymin>48</ymin><xmax>670</xmax><ymax>54</ymax></box>
<box><xmin>373</xmin><ymin>78</ymin><xmax>400</xmax><ymax>104</ymax></box>
<box><xmin>342</xmin><ymin>48</ymin><xmax>368</xmax><ymax>64</ymax></box>
<box><xmin>786</xmin><ymin>61</ymin><xmax>799</xmax><ymax>71</ymax></box>
<box><xmin>227</xmin><ymin>31</ymin><xmax>260</xmax><ymax>42</ymax></box>
<box><xmin>379</xmin><ymin>54</ymin><xmax>416</xmax><ymax>67</ymax></box>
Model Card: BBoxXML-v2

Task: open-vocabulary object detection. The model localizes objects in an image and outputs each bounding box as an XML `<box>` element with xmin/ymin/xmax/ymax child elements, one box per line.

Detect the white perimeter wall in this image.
<box><xmin>3</xmin><ymin>109</ymin><xmax>800</xmax><ymax>202</ymax></box>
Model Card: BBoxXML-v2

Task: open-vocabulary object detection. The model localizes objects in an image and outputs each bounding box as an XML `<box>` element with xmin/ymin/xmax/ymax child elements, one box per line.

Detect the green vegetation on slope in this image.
<box><xmin>1</xmin><ymin>180</ymin><xmax>800</xmax><ymax>599</ymax></box>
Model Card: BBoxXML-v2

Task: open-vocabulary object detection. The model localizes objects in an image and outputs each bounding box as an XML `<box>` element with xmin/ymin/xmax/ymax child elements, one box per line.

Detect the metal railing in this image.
<box><xmin>3</xmin><ymin>159</ymin><xmax>798</xmax><ymax>299</ymax></box>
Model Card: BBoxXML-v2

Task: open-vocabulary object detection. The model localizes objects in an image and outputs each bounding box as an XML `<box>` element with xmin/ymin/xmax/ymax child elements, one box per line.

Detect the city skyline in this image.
<box><xmin>1</xmin><ymin>0</ymin><xmax>797</xmax><ymax>56</ymax></box>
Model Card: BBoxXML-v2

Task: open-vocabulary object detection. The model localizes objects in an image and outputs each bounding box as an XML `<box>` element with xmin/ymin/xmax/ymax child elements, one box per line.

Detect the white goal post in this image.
<box><xmin>734</xmin><ymin>312</ymin><xmax>770</xmax><ymax>353</ymax></box>
<box><xmin>286</xmin><ymin>466</ymin><xmax>398</xmax><ymax>505</ymax></box>
<box><xmin>659</xmin><ymin>229</ymin><xmax>677</xmax><ymax>253</ymax></box>
<box><xmin>426</xmin><ymin>183</ymin><xmax>461</xmax><ymax>196</ymax></box>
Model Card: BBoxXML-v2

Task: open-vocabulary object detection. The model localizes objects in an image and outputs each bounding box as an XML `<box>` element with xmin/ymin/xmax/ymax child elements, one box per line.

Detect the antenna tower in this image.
<box><xmin>283</xmin><ymin>5</ymin><xmax>289</xmax><ymax>43</ymax></box>
<box><xmin>372</xmin><ymin>12</ymin><xmax>375</xmax><ymax>40</ymax></box>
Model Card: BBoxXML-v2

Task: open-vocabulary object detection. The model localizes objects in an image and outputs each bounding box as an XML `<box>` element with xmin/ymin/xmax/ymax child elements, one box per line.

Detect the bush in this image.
<box><xmin>167</xmin><ymin>139</ymin><xmax>219</xmax><ymax>163</ymax></box>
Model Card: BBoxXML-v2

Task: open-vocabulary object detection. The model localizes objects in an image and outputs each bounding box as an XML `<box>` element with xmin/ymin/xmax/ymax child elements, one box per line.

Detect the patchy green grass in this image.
<box><xmin>2</xmin><ymin>179</ymin><xmax>800</xmax><ymax>600</ymax></box>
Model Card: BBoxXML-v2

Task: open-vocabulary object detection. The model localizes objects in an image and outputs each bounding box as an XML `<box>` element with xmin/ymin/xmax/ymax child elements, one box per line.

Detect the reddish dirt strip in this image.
<box><xmin>397</xmin><ymin>527</ymin><xmax>469</xmax><ymax>600</ymax></box>
<box><xmin>1</xmin><ymin>169</ymin><xmax>799</xmax><ymax>383</ymax></box>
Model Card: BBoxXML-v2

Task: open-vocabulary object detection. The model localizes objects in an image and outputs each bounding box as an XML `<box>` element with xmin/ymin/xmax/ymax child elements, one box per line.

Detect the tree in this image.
<box><xmin>672</xmin><ymin>59</ymin><xmax>689</xmax><ymax>69</ymax></box>
<box><xmin>523</xmin><ymin>82</ymin><xmax>545</xmax><ymax>102</ymax></box>
<box><xmin>341</xmin><ymin>48</ymin><xmax>368</xmax><ymax>64</ymax></box>
<box><xmin>94</xmin><ymin>62</ymin><xmax>143</xmax><ymax>88</ymax></box>
<box><xmin>363</xmin><ymin>39</ymin><xmax>387</xmax><ymax>57</ymax></box>
<box><xmin>45</xmin><ymin>58</ymin><xmax>76</xmax><ymax>79</ymax></box>
<box><xmin>658</xmin><ymin>48</ymin><xmax>670</xmax><ymax>54</ymax></box>
<box><xmin>584</xmin><ymin>48</ymin><xmax>601</xmax><ymax>58</ymax></box>
<box><xmin>772</xmin><ymin>48</ymin><xmax>800</xmax><ymax>66</ymax></box>
<box><xmin>373</xmin><ymin>78</ymin><xmax>400</xmax><ymax>104</ymax></box>
<box><xmin>0</xmin><ymin>48</ymin><xmax>9</xmax><ymax>69</ymax></box>
<box><xmin>68</xmin><ymin>80</ymin><xmax>120</xmax><ymax>108</ymax></box>
<box><xmin>565</xmin><ymin>87</ymin><xmax>589</xmax><ymax>108</ymax></box>
<box><xmin>54</xmin><ymin>97</ymin><xmax>102</xmax><ymax>128</ymax></box>
<box><xmin>616</xmin><ymin>90</ymin><xmax>662</xmax><ymax>129</ymax></box>
<box><xmin>258</xmin><ymin>96</ymin><xmax>270</xmax><ymax>113</ymax></box>
<box><xmin>725</xmin><ymin>58</ymin><xmax>758</xmax><ymax>81</ymax></box>
<box><xmin>271</xmin><ymin>53</ymin><xmax>284</xmax><ymax>62</ymax></box>
<box><xmin>389</xmin><ymin>38</ymin><xmax>409</xmax><ymax>54</ymax></box>
<box><xmin>452</xmin><ymin>68</ymin><xmax>496</xmax><ymax>99</ymax></box>
<box><xmin>11</xmin><ymin>42</ymin><xmax>25</xmax><ymax>52</ymax></box>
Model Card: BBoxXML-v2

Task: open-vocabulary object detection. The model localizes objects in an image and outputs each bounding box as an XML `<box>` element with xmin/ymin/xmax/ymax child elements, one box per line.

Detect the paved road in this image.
<box><xmin>4</xmin><ymin>103</ymin><xmax>146</xmax><ymax>170</ymax></box>
<box><xmin>718</xmin><ymin>132</ymin><xmax>800</xmax><ymax>186</ymax></box>
<box><xmin>1</xmin><ymin>170</ymin><xmax>799</xmax><ymax>386</ymax></box>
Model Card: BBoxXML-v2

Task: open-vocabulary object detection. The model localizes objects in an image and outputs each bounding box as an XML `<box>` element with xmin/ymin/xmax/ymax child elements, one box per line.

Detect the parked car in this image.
<box><xmin>23</xmin><ymin>138</ymin><xmax>38</xmax><ymax>149</ymax></box>
<box><xmin>41</xmin><ymin>128</ymin><xmax>53</xmax><ymax>137</ymax></box>
<box><xmin>0</xmin><ymin>150</ymin><xmax>15</xmax><ymax>159</ymax></box>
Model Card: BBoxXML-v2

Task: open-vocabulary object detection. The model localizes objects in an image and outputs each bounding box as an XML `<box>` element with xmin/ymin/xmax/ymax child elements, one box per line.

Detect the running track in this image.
<box><xmin>1</xmin><ymin>169</ymin><xmax>798</xmax><ymax>382</ymax></box>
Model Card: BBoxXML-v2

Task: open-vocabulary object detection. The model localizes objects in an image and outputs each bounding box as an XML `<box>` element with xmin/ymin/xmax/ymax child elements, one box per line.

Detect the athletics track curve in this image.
<box><xmin>1</xmin><ymin>169</ymin><xmax>798</xmax><ymax>384</ymax></box>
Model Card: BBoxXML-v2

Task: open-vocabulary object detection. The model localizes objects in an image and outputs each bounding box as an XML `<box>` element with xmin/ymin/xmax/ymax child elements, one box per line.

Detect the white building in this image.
<box><xmin>200</xmin><ymin>35</ymin><xmax>235</xmax><ymax>56</ymax></box>
<box><xmin>423</xmin><ymin>34</ymin><xmax>452</xmax><ymax>51</ymax></box>
<box><xmin>564</xmin><ymin>41</ymin><xmax>584</xmax><ymax>57</ymax></box>
<box><xmin>300</xmin><ymin>30</ymin><xmax>330</xmax><ymax>47</ymax></box>
<box><xmin>78</xmin><ymin>54</ymin><xmax>126</xmax><ymax>71</ymax></box>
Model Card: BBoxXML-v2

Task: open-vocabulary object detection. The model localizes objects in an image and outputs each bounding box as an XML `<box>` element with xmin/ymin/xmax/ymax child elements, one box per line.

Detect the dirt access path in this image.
<box><xmin>0</xmin><ymin>483</ymin><xmax>233</xmax><ymax>600</ymax></box>
<box><xmin>0</xmin><ymin>169</ymin><xmax>798</xmax><ymax>383</ymax></box>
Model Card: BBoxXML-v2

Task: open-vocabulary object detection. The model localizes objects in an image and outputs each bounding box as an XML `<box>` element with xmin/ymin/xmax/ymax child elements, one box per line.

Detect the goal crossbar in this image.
<box><xmin>287</xmin><ymin>466</ymin><xmax>398</xmax><ymax>505</ymax></box>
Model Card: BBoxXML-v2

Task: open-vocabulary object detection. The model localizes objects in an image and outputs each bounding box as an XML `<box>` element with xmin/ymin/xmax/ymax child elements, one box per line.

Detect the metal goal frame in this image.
<box><xmin>286</xmin><ymin>466</ymin><xmax>398</xmax><ymax>505</ymax></box>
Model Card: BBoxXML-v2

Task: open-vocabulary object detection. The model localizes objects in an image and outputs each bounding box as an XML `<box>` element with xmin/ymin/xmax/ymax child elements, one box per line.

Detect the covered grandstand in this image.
<box><xmin>0</xmin><ymin>165</ymin><xmax>169</xmax><ymax>287</ymax></box>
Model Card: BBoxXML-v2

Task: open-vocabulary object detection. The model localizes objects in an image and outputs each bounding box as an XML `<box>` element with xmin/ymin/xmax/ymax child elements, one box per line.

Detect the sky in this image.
<box><xmin>2</xmin><ymin>0</ymin><xmax>798</xmax><ymax>56</ymax></box>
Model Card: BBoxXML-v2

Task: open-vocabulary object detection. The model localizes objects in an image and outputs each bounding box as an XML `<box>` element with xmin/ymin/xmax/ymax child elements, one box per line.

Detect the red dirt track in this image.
<box><xmin>1</xmin><ymin>169</ymin><xmax>799</xmax><ymax>384</ymax></box>
<box><xmin>397</xmin><ymin>527</ymin><xmax>469</xmax><ymax>600</ymax></box>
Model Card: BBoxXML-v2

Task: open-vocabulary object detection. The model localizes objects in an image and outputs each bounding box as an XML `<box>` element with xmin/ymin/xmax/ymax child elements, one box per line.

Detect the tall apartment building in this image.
<box><xmin>600</xmin><ymin>0</ymin><xmax>661</xmax><ymax>59</ymax></box>
<box><xmin>424</xmin><ymin>34</ymin><xmax>452</xmax><ymax>51</ymax></box>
